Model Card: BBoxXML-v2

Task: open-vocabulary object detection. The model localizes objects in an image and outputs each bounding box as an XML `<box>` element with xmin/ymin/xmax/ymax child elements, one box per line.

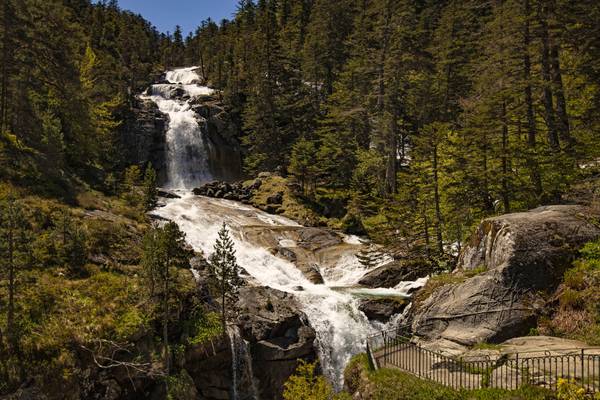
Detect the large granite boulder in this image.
<box><xmin>359</xmin><ymin>298</ymin><xmax>408</xmax><ymax>323</ymax></box>
<box><xmin>410</xmin><ymin>205</ymin><xmax>600</xmax><ymax>346</ymax></box>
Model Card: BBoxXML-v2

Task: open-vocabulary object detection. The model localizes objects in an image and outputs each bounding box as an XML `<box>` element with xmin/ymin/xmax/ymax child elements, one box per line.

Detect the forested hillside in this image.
<box><xmin>0</xmin><ymin>0</ymin><xmax>183</xmax><ymax>194</ymax></box>
<box><xmin>2</xmin><ymin>0</ymin><xmax>600</xmax><ymax>398</ymax></box>
<box><xmin>184</xmin><ymin>0</ymin><xmax>600</xmax><ymax>266</ymax></box>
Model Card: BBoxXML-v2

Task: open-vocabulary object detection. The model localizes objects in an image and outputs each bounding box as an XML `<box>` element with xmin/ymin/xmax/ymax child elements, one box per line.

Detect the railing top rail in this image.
<box><xmin>368</xmin><ymin>328</ymin><xmax>600</xmax><ymax>362</ymax></box>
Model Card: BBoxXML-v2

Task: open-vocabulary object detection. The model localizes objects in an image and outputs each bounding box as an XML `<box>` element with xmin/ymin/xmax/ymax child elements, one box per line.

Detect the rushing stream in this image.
<box><xmin>146</xmin><ymin>67</ymin><xmax>425</xmax><ymax>391</ymax></box>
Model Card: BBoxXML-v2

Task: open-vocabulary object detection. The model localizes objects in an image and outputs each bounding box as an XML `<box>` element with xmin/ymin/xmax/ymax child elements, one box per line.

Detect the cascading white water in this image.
<box><xmin>227</xmin><ymin>325</ymin><xmax>259</xmax><ymax>400</ymax></box>
<box><xmin>142</xmin><ymin>67</ymin><xmax>215</xmax><ymax>188</ymax></box>
<box><xmin>147</xmin><ymin>67</ymin><xmax>427</xmax><ymax>389</ymax></box>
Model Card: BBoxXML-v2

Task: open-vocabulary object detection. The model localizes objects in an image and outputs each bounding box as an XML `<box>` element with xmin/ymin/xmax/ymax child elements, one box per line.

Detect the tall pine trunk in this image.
<box><xmin>432</xmin><ymin>142</ymin><xmax>444</xmax><ymax>254</ymax></box>
<box><xmin>538</xmin><ymin>3</ymin><xmax>560</xmax><ymax>151</ymax></box>
<box><xmin>385</xmin><ymin>110</ymin><xmax>397</xmax><ymax>195</ymax></box>
<box><xmin>163</xmin><ymin>266</ymin><xmax>170</xmax><ymax>377</ymax></box>
<box><xmin>550</xmin><ymin>44</ymin><xmax>574</xmax><ymax>149</ymax></box>
<box><xmin>0</xmin><ymin>0</ymin><xmax>11</xmax><ymax>133</ymax></box>
<box><xmin>501</xmin><ymin>101</ymin><xmax>511</xmax><ymax>213</ymax></box>
<box><xmin>523</xmin><ymin>0</ymin><xmax>542</xmax><ymax>197</ymax></box>
<box><xmin>7</xmin><ymin>216</ymin><xmax>15</xmax><ymax>352</ymax></box>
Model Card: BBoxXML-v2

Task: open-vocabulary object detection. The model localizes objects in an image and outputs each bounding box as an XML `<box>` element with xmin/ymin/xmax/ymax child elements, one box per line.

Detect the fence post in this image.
<box><xmin>581</xmin><ymin>349</ymin><xmax>585</xmax><ymax>388</ymax></box>
<box><xmin>515</xmin><ymin>353</ymin><xmax>519</xmax><ymax>388</ymax></box>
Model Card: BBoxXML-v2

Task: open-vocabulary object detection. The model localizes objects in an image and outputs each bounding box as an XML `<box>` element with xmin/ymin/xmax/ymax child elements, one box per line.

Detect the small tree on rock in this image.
<box><xmin>207</xmin><ymin>223</ymin><xmax>242</xmax><ymax>334</ymax></box>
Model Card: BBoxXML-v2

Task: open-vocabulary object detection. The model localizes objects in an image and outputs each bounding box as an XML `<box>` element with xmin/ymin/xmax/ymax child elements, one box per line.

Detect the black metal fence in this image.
<box><xmin>366</xmin><ymin>327</ymin><xmax>600</xmax><ymax>393</ymax></box>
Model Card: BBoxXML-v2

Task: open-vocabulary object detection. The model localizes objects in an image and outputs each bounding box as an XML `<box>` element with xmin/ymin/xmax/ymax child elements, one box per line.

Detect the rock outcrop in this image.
<box><xmin>121</xmin><ymin>97</ymin><xmax>168</xmax><ymax>181</ymax></box>
<box><xmin>192</xmin><ymin>180</ymin><xmax>256</xmax><ymax>203</ymax></box>
<box><xmin>359</xmin><ymin>298</ymin><xmax>408</xmax><ymax>323</ymax></box>
<box><xmin>237</xmin><ymin>287</ymin><xmax>317</xmax><ymax>400</ymax></box>
<box><xmin>410</xmin><ymin>205</ymin><xmax>600</xmax><ymax>346</ymax></box>
<box><xmin>189</xmin><ymin>96</ymin><xmax>243</xmax><ymax>182</ymax></box>
<box><xmin>358</xmin><ymin>259</ymin><xmax>432</xmax><ymax>288</ymax></box>
<box><xmin>184</xmin><ymin>286</ymin><xmax>317</xmax><ymax>400</ymax></box>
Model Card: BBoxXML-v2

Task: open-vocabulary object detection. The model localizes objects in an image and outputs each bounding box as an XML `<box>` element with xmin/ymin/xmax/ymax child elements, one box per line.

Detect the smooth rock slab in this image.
<box><xmin>411</xmin><ymin>205</ymin><xmax>600</xmax><ymax>346</ymax></box>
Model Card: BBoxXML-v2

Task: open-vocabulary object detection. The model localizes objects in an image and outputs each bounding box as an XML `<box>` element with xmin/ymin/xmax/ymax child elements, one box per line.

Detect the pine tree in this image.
<box><xmin>0</xmin><ymin>196</ymin><xmax>31</xmax><ymax>362</ymax></box>
<box><xmin>141</xmin><ymin>222</ymin><xmax>193</xmax><ymax>375</ymax></box>
<box><xmin>289</xmin><ymin>138</ymin><xmax>318</xmax><ymax>196</ymax></box>
<box><xmin>207</xmin><ymin>223</ymin><xmax>243</xmax><ymax>334</ymax></box>
<box><xmin>143</xmin><ymin>163</ymin><xmax>158</xmax><ymax>211</ymax></box>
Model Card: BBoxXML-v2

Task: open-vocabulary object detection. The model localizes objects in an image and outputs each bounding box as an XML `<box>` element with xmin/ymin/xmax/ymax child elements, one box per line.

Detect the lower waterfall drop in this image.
<box><xmin>227</xmin><ymin>325</ymin><xmax>259</xmax><ymax>400</ymax></box>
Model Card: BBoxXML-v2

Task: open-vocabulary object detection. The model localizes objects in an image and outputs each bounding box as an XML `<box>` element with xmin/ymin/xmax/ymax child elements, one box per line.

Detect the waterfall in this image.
<box><xmin>147</xmin><ymin>67</ymin><xmax>428</xmax><ymax>390</ymax></box>
<box><xmin>227</xmin><ymin>325</ymin><xmax>259</xmax><ymax>400</ymax></box>
<box><xmin>142</xmin><ymin>67</ymin><xmax>215</xmax><ymax>188</ymax></box>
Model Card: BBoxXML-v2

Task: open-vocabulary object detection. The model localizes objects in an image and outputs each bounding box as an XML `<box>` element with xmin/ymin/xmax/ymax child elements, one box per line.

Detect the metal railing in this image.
<box><xmin>367</xmin><ymin>327</ymin><xmax>600</xmax><ymax>393</ymax></box>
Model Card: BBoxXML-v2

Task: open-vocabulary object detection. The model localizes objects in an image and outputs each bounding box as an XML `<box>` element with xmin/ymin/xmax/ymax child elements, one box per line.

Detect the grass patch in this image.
<box><xmin>472</xmin><ymin>342</ymin><xmax>503</xmax><ymax>351</ymax></box>
<box><xmin>249</xmin><ymin>175</ymin><xmax>323</xmax><ymax>225</ymax></box>
<box><xmin>344</xmin><ymin>354</ymin><xmax>555</xmax><ymax>400</ymax></box>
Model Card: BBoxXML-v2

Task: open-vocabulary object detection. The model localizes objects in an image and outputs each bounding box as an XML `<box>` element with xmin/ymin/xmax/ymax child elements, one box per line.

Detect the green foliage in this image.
<box><xmin>122</xmin><ymin>165</ymin><xmax>143</xmax><ymax>206</ymax></box>
<box><xmin>283</xmin><ymin>360</ymin><xmax>350</xmax><ymax>400</ymax></box>
<box><xmin>166</xmin><ymin>369</ymin><xmax>197</xmax><ymax>400</ymax></box>
<box><xmin>187</xmin><ymin>312</ymin><xmax>223</xmax><ymax>346</ymax></box>
<box><xmin>539</xmin><ymin>237</ymin><xmax>600</xmax><ymax>345</ymax></box>
<box><xmin>289</xmin><ymin>138</ymin><xmax>319</xmax><ymax>196</ymax></box>
<box><xmin>556</xmin><ymin>378</ymin><xmax>600</xmax><ymax>400</ymax></box>
<box><xmin>143</xmin><ymin>164</ymin><xmax>158</xmax><ymax>211</ymax></box>
<box><xmin>344</xmin><ymin>354</ymin><xmax>554</xmax><ymax>400</ymax></box>
<box><xmin>207</xmin><ymin>223</ymin><xmax>243</xmax><ymax>332</ymax></box>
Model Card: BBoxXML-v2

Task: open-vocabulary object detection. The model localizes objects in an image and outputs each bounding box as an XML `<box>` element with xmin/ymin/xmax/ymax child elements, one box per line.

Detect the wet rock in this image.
<box><xmin>359</xmin><ymin>298</ymin><xmax>408</xmax><ymax>323</ymax></box>
<box><xmin>236</xmin><ymin>286</ymin><xmax>317</xmax><ymax>400</ymax></box>
<box><xmin>157</xmin><ymin>189</ymin><xmax>181</xmax><ymax>199</ymax></box>
<box><xmin>359</xmin><ymin>259</ymin><xmax>432</xmax><ymax>288</ymax></box>
<box><xmin>223</xmin><ymin>192</ymin><xmax>238</xmax><ymax>200</ymax></box>
<box><xmin>410</xmin><ymin>205</ymin><xmax>600</xmax><ymax>346</ymax></box>
<box><xmin>297</xmin><ymin>227</ymin><xmax>343</xmax><ymax>251</ymax></box>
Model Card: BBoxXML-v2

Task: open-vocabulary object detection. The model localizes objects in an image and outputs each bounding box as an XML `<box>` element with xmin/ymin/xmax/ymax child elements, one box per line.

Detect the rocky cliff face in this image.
<box><xmin>189</xmin><ymin>95</ymin><xmax>243</xmax><ymax>182</ymax></box>
<box><xmin>121</xmin><ymin>97</ymin><xmax>169</xmax><ymax>181</ymax></box>
<box><xmin>410</xmin><ymin>205</ymin><xmax>600</xmax><ymax>346</ymax></box>
<box><xmin>121</xmin><ymin>87</ymin><xmax>243</xmax><ymax>185</ymax></box>
<box><xmin>184</xmin><ymin>286</ymin><xmax>317</xmax><ymax>400</ymax></box>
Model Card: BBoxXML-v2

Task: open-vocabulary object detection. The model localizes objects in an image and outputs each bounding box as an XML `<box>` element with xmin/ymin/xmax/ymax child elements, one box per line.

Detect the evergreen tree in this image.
<box><xmin>141</xmin><ymin>222</ymin><xmax>193</xmax><ymax>375</ymax></box>
<box><xmin>143</xmin><ymin>163</ymin><xmax>158</xmax><ymax>211</ymax></box>
<box><xmin>207</xmin><ymin>223</ymin><xmax>242</xmax><ymax>334</ymax></box>
<box><xmin>0</xmin><ymin>196</ymin><xmax>31</xmax><ymax>366</ymax></box>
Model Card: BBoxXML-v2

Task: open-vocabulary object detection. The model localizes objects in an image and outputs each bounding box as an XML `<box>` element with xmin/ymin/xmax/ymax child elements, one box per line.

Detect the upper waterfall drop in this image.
<box><xmin>142</xmin><ymin>67</ymin><xmax>215</xmax><ymax>189</ymax></box>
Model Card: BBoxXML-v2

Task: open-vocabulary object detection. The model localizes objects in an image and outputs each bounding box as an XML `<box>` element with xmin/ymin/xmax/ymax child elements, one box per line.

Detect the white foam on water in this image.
<box><xmin>148</xmin><ymin>68</ymin><xmax>422</xmax><ymax>389</ymax></box>
<box><xmin>141</xmin><ymin>67</ymin><xmax>215</xmax><ymax>188</ymax></box>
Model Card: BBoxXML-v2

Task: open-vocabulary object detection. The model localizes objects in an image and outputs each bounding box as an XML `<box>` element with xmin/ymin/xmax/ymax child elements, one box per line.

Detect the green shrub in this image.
<box><xmin>188</xmin><ymin>312</ymin><xmax>223</xmax><ymax>345</ymax></box>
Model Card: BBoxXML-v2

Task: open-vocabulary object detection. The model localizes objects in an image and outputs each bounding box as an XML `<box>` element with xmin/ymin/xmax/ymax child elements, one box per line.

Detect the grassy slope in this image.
<box><xmin>344</xmin><ymin>354</ymin><xmax>555</xmax><ymax>400</ymax></box>
<box><xmin>0</xmin><ymin>183</ymin><xmax>209</xmax><ymax>396</ymax></box>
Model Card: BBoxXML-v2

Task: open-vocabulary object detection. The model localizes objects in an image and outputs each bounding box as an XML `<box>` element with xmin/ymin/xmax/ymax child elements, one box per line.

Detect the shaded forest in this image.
<box><xmin>182</xmin><ymin>0</ymin><xmax>600</xmax><ymax>264</ymax></box>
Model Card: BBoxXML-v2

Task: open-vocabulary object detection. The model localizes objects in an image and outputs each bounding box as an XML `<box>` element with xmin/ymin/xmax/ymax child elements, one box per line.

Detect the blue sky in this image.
<box><xmin>107</xmin><ymin>1</ymin><xmax>239</xmax><ymax>35</ymax></box>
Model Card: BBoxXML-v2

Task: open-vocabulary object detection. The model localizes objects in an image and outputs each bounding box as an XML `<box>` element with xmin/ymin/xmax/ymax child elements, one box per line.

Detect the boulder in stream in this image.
<box><xmin>359</xmin><ymin>298</ymin><xmax>408</xmax><ymax>323</ymax></box>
